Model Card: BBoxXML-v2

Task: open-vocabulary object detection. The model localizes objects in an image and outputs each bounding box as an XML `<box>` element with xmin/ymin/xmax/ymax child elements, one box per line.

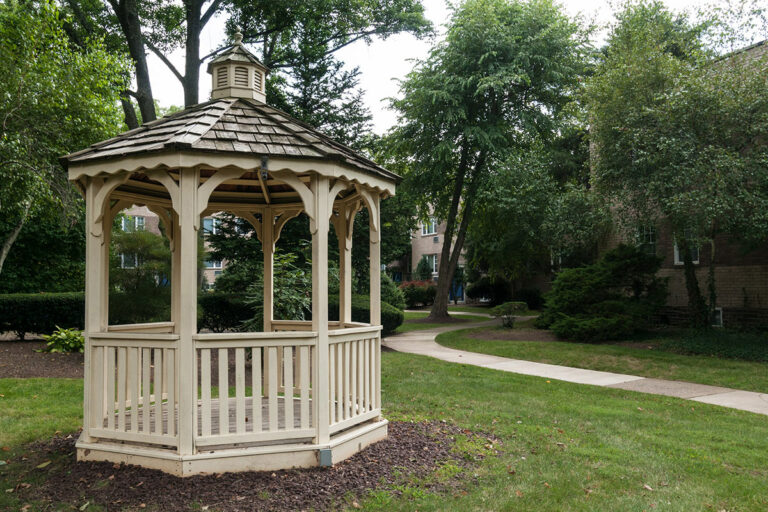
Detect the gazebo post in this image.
<box><xmin>333</xmin><ymin>202</ymin><xmax>354</xmax><ymax>326</ymax></box>
<box><xmin>262</xmin><ymin>207</ymin><xmax>274</xmax><ymax>332</ymax></box>
<box><xmin>311</xmin><ymin>175</ymin><xmax>331</xmax><ymax>445</ymax></box>
<box><xmin>368</xmin><ymin>195</ymin><xmax>381</xmax><ymax>327</ymax></box>
<box><xmin>176</xmin><ymin>168</ymin><xmax>200</xmax><ymax>456</ymax></box>
<box><xmin>171</xmin><ymin>211</ymin><xmax>182</xmax><ymax>330</ymax></box>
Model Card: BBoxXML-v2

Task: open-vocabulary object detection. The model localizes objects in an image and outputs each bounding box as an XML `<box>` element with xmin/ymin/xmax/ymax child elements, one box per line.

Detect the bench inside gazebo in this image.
<box><xmin>62</xmin><ymin>33</ymin><xmax>395</xmax><ymax>476</ymax></box>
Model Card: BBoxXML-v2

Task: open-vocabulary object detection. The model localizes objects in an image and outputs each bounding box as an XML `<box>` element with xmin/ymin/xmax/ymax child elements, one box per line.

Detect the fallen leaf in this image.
<box><xmin>79</xmin><ymin>501</ymin><xmax>90</xmax><ymax>511</ymax></box>
<box><xmin>108</xmin><ymin>475</ymin><xmax>115</xmax><ymax>481</ymax></box>
<box><xmin>352</xmin><ymin>501</ymin><xmax>361</xmax><ymax>509</ymax></box>
<box><xmin>20</xmin><ymin>505</ymin><xmax>31</xmax><ymax>511</ymax></box>
<box><xmin>18</xmin><ymin>483</ymin><xmax>31</xmax><ymax>489</ymax></box>
<box><xmin>36</xmin><ymin>461</ymin><xmax>51</xmax><ymax>469</ymax></box>
<box><xmin>544</xmin><ymin>482</ymin><xmax>550</xmax><ymax>488</ymax></box>
<box><xmin>515</xmin><ymin>490</ymin><xmax>523</xmax><ymax>497</ymax></box>
<box><xmin>139</xmin><ymin>504</ymin><xmax>146</xmax><ymax>509</ymax></box>
<box><xmin>643</xmin><ymin>484</ymin><xmax>653</xmax><ymax>491</ymax></box>
<box><xmin>0</xmin><ymin>447</ymin><xmax>9</xmax><ymax>452</ymax></box>
<box><xmin>5</xmin><ymin>488</ymin><xmax>13</xmax><ymax>494</ymax></box>
<box><xmin>136</xmin><ymin>481</ymin><xmax>143</xmax><ymax>487</ymax></box>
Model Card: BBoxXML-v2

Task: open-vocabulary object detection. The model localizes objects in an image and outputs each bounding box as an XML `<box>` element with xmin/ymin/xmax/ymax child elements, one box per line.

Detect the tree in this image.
<box><xmin>415</xmin><ymin>256</ymin><xmax>433</xmax><ymax>281</ymax></box>
<box><xmin>390</xmin><ymin>0</ymin><xmax>589</xmax><ymax>320</ymax></box>
<box><xmin>587</xmin><ymin>1</ymin><xmax>768</xmax><ymax>327</ymax></box>
<box><xmin>0</xmin><ymin>1</ymin><xmax>128</xmax><ymax>278</ymax></box>
<box><xmin>62</xmin><ymin>0</ymin><xmax>430</xmax><ymax>127</ymax></box>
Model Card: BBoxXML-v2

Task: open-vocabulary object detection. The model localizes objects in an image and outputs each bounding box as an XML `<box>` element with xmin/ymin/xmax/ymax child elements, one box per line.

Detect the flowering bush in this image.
<box><xmin>399</xmin><ymin>281</ymin><xmax>437</xmax><ymax>308</ymax></box>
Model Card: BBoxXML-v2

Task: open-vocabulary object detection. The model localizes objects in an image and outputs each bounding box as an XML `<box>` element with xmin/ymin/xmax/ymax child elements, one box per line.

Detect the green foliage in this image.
<box><xmin>399</xmin><ymin>281</ymin><xmax>437</xmax><ymax>308</ymax></box>
<box><xmin>465</xmin><ymin>276</ymin><xmax>512</xmax><ymax>306</ymax></box>
<box><xmin>491</xmin><ymin>301</ymin><xmax>528</xmax><ymax>328</ymax></box>
<box><xmin>381</xmin><ymin>272</ymin><xmax>405</xmax><ymax>310</ymax></box>
<box><xmin>109</xmin><ymin>289</ymin><xmax>171</xmax><ymax>325</ymax></box>
<box><xmin>198</xmin><ymin>293</ymin><xmax>252</xmax><ymax>333</ymax></box>
<box><xmin>40</xmin><ymin>326</ymin><xmax>84</xmax><ymax>353</ymax></box>
<box><xmin>327</xmin><ymin>295</ymin><xmax>404</xmax><ymax>335</ymax></box>
<box><xmin>243</xmin><ymin>252</ymin><xmax>312</xmax><ymax>331</ymax></box>
<box><xmin>587</xmin><ymin>1</ymin><xmax>768</xmax><ymax>325</ymax></box>
<box><xmin>660</xmin><ymin>329</ymin><xmax>768</xmax><ymax>363</ymax></box>
<box><xmin>0</xmin><ymin>293</ymin><xmax>84</xmax><ymax>340</ymax></box>
<box><xmin>512</xmin><ymin>288</ymin><xmax>544</xmax><ymax>311</ymax></box>
<box><xmin>414</xmin><ymin>256</ymin><xmax>433</xmax><ymax>281</ymax></box>
<box><xmin>0</xmin><ymin>1</ymin><xmax>128</xmax><ymax>273</ymax></box>
<box><xmin>537</xmin><ymin>244</ymin><xmax>667</xmax><ymax>342</ymax></box>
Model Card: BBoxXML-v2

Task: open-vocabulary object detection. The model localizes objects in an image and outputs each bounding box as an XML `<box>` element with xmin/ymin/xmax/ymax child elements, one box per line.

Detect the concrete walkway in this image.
<box><xmin>383</xmin><ymin>318</ymin><xmax>768</xmax><ymax>416</ymax></box>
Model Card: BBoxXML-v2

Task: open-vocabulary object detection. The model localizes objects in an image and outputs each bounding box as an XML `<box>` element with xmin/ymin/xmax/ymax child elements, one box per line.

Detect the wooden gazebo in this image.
<box><xmin>61</xmin><ymin>33</ymin><xmax>395</xmax><ymax>476</ymax></box>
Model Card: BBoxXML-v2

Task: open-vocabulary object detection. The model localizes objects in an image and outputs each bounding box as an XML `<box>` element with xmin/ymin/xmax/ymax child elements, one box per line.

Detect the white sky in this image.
<box><xmin>146</xmin><ymin>0</ymin><xmax>726</xmax><ymax>134</ymax></box>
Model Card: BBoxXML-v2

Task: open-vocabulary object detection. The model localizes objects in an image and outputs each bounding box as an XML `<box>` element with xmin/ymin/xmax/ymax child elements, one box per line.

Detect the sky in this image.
<box><xmin>146</xmin><ymin>0</ymin><xmax>723</xmax><ymax>134</ymax></box>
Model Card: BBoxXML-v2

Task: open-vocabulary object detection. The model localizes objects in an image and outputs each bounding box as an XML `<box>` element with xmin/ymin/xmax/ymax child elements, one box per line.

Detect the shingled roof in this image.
<box><xmin>62</xmin><ymin>98</ymin><xmax>398</xmax><ymax>182</ymax></box>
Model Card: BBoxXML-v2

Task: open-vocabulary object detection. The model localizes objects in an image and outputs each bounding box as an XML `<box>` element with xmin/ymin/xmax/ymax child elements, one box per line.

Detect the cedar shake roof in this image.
<box><xmin>62</xmin><ymin>98</ymin><xmax>398</xmax><ymax>182</ymax></box>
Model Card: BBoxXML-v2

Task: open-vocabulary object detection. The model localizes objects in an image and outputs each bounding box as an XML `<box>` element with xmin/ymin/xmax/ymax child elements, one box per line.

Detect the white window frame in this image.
<box><xmin>421</xmin><ymin>218</ymin><xmax>437</xmax><ymax>236</ymax></box>
<box><xmin>425</xmin><ymin>254</ymin><xmax>438</xmax><ymax>274</ymax></box>
<box><xmin>205</xmin><ymin>259</ymin><xmax>223</xmax><ymax>269</ymax></box>
<box><xmin>637</xmin><ymin>225</ymin><xmax>656</xmax><ymax>255</ymax></box>
<box><xmin>673</xmin><ymin>232</ymin><xmax>700</xmax><ymax>265</ymax></box>
<box><xmin>203</xmin><ymin>217</ymin><xmax>221</xmax><ymax>235</ymax></box>
<box><xmin>120</xmin><ymin>253</ymin><xmax>138</xmax><ymax>269</ymax></box>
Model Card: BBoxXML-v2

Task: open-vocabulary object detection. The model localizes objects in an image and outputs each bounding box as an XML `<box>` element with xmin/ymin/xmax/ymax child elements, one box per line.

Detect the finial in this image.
<box><xmin>233</xmin><ymin>28</ymin><xmax>243</xmax><ymax>45</ymax></box>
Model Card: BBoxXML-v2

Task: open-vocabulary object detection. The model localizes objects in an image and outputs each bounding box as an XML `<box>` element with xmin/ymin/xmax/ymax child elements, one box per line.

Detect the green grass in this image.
<box><xmin>3</xmin><ymin>353</ymin><xmax>768</xmax><ymax>511</ymax></box>
<box><xmin>395</xmin><ymin>312</ymin><xmax>491</xmax><ymax>333</ymax></box>
<box><xmin>437</xmin><ymin>326</ymin><xmax>768</xmax><ymax>393</ymax></box>
<box><xmin>446</xmin><ymin>305</ymin><xmax>494</xmax><ymax>315</ymax></box>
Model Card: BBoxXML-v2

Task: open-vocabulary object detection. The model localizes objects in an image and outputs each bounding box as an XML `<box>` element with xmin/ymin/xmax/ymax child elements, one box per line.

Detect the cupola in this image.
<box><xmin>206</xmin><ymin>30</ymin><xmax>269</xmax><ymax>103</ymax></box>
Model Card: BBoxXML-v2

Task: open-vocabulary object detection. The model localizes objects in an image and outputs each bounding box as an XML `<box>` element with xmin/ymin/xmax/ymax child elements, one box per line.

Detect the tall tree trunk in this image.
<box><xmin>425</xmin><ymin>143</ymin><xmax>469</xmax><ymax>321</ymax></box>
<box><xmin>184</xmin><ymin>0</ymin><xmax>203</xmax><ymax>107</ymax></box>
<box><xmin>0</xmin><ymin>203</ymin><xmax>30</xmax><ymax>276</ymax></box>
<box><xmin>707</xmin><ymin>236</ymin><xmax>717</xmax><ymax>325</ymax></box>
<box><xmin>111</xmin><ymin>0</ymin><xmax>156</xmax><ymax>123</ymax></box>
<box><xmin>679</xmin><ymin>237</ymin><xmax>708</xmax><ymax>328</ymax></box>
<box><xmin>428</xmin><ymin>150</ymin><xmax>485</xmax><ymax>321</ymax></box>
<box><xmin>120</xmin><ymin>92</ymin><xmax>139</xmax><ymax>129</ymax></box>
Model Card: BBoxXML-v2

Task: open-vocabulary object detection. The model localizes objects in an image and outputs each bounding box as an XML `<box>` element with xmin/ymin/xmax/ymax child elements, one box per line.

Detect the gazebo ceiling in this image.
<box><xmin>61</xmin><ymin>98</ymin><xmax>398</xmax><ymax>200</ymax></box>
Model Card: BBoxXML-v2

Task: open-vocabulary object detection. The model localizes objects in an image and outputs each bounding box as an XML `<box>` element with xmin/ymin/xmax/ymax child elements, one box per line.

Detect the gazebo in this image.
<box><xmin>61</xmin><ymin>33</ymin><xmax>396</xmax><ymax>476</ymax></box>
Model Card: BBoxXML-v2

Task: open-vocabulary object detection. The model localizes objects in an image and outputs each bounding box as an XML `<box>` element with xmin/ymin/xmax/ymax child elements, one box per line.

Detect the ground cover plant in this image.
<box><xmin>2</xmin><ymin>352</ymin><xmax>768</xmax><ymax>510</ymax></box>
<box><xmin>437</xmin><ymin>326</ymin><xmax>768</xmax><ymax>393</ymax></box>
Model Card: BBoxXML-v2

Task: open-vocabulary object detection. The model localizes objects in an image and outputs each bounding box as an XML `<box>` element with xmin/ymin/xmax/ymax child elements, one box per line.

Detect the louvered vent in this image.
<box><xmin>234</xmin><ymin>66</ymin><xmax>248</xmax><ymax>87</ymax></box>
<box><xmin>216</xmin><ymin>67</ymin><xmax>228</xmax><ymax>88</ymax></box>
<box><xmin>254</xmin><ymin>71</ymin><xmax>262</xmax><ymax>92</ymax></box>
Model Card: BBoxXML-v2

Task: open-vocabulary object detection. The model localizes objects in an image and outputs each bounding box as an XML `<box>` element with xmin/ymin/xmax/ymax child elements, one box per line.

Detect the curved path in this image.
<box><xmin>383</xmin><ymin>315</ymin><xmax>768</xmax><ymax>416</ymax></box>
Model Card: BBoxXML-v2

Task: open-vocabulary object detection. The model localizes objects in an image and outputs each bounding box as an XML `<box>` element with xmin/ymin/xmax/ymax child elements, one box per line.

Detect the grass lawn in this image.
<box><xmin>437</xmin><ymin>326</ymin><xmax>768</xmax><ymax>393</ymax></box>
<box><xmin>446</xmin><ymin>305</ymin><xmax>494</xmax><ymax>315</ymax></box>
<box><xmin>395</xmin><ymin>312</ymin><xmax>491</xmax><ymax>333</ymax></box>
<box><xmin>3</xmin><ymin>354</ymin><xmax>768</xmax><ymax>511</ymax></box>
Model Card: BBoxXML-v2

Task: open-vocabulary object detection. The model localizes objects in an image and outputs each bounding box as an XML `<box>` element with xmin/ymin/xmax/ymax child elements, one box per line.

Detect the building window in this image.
<box><xmin>120</xmin><ymin>253</ymin><xmax>139</xmax><ymax>269</ymax></box>
<box><xmin>203</xmin><ymin>217</ymin><xmax>221</xmax><ymax>236</ymax></box>
<box><xmin>673</xmin><ymin>230</ymin><xmax>699</xmax><ymax>265</ymax></box>
<box><xmin>425</xmin><ymin>254</ymin><xmax>438</xmax><ymax>274</ymax></box>
<box><xmin>712</xmin><ymin>307</ymin><xmax>723</xmax><ymax>328</ymax></box>
<box><xmin>637</xmin><ymin>225</ymin><xmax>656</xmax><ymax>255</ymax></box>
<box><xmin>121</xmin><ymin>215</ymin><xmax>145</xmax><ymax>232</ymax></box>
<box><xmin>421</xmin><ymin>218</ymin><xmax>437</xmax><ymax>236</ymax></box>
<box><xmin>205</xmin><ymin>259</ymin><xmax>222</xmax><ymax>269</ymax></box>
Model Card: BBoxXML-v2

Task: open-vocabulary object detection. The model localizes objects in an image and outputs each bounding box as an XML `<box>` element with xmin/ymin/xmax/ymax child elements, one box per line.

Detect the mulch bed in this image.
<box><xmin>6</xmin><ymin>421</ymin><xmax>499</xmax><ymax>511</ymax></box>
<box><xmin>0</xmin><ymin>341</ymin><xmax>84</xmax><ymax>379</ymax></box>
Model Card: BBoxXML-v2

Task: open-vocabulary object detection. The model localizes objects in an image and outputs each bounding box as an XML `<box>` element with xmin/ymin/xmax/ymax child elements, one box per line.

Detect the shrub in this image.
<box><xmin>328</xmin><ymin>294</ymin><xmax>404</xmax><ymax>335</ymax></box>
<box><xmin>513</xmin><ymin>288</ymin><xmax>544</xmax><ymax>310</ymax></box>
<box><xmin>491</xmin><ymin>301</ymin><xmax>529</xmax><ymax>328</ymax></box>
<box><xmin>198</xmin><ymin>293</ymin><xmax>252</xmax><ymax>332</ymax></box>
<box><xmin>40</xmin><ymin>326</ymin><xmax>84</xmax><ymax>353</ymax></box>
<box><xmin>381</xmin><ymin>273</ymin><xmax>406</xmax><ymax>310</ymax></box>
<box><xmin>399</xmin><ymin>281</ymin><xmax>437</xmax><ymax>308</ymax></box>
<box><xmin>660</xmin><ymin>329</ymin><xmax>768</xmax><ymax>362</ymax></box>
<box><xmin>466</xmin><ymin>276</ymin><xmax>512</xmax><ymax>305</ymax></box>
<box><xmin>109</xmin><ymin>288</ymin><xmax>171</xmax><ymax>325</ymax></box>
<box><xmin>0</xmin><ymin>292</ymin><xmax>85</xmax><ymax>339</ymax></box>
<box><xmin>538</xmin><ymin>244</ymin><xmax>667</xmax><ymax>342</ymax></box>
<box><xmin>415</xmin><ymin>256</ymin><xmax>433</xmax><ymax>281</ymax></box>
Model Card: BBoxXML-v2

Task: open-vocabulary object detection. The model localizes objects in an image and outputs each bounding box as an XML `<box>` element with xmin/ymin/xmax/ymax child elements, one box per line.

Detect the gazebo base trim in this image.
<box><xmin>76</xmin><ymin>419</ymin><xmax>388</xmax><ymax>477</ymax></box>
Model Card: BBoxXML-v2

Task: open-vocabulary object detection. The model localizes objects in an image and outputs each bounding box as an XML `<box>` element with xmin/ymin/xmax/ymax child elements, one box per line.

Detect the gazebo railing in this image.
<box><xmin>328</xmin><ymin>326</ymin><xmax>382</xmax><ymax>434</ymax></box>
<box><xmin>87</xmin><ymin>332</ymin><xmax>179</xmax><ymax>447</ymax></box>
<box><xmin>193</xmin><ymin>331</ymin><xmax>316</xmax><ymax>447</ymax></box>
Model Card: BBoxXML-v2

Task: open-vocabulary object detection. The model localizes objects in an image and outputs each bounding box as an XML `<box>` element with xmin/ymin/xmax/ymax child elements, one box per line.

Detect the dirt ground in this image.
<box><xmin>0</xmin><ymin>341</ymin><xmax>84</xmax><ymax>378</ymax></box>
<box><xmin>7</xmin><ymin>421</ymin><xmax>499</xmax><ymax>511</ymax></box>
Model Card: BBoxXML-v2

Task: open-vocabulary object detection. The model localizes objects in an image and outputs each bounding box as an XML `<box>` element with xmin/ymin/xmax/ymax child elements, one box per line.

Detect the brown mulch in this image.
<box><xmin>8</xmin><ymin>421</ymin><xmax>499</xmax><ymax>512</ymax></box>
<box><xmin>0</xmin><ymin>341</ymin><xmax>84</xmax><ymax>378</ymax></box>
<box><xmin>466</xmin><ymin>328</ymin><xmax>560</xmax><ymax>343</ymax></box>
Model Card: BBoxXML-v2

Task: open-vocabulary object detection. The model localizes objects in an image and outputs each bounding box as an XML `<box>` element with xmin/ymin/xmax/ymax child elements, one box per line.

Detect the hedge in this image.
<box><xmin>0</xmin><ymin>291</ymin><xmax>403</xmax><ymax>339</ymax></box>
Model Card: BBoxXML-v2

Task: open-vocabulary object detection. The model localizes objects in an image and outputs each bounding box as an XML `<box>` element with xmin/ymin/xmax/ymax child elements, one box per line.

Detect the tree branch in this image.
<box><xmin>145</xmin><ymin>40</ymin><xmax>184</xmax><ymax>84</ymax></box>
<box><xmin>200</xmin><ymin>0</ymin><xmax>223</xmax><ymax>28</ymax></box>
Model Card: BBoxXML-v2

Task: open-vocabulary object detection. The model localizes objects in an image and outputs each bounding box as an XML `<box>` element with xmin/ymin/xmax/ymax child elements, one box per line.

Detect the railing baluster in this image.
<box><xmin>235</xmin><ymin>348</ymin><xmax>246</xmax><ymax>434</ymax></box>
<box><xmin>329</xmin><ymin>344</ymin><xmax>336</xmax><ymax>424</ymax></box>
<box><xmin>128</xmin><ymin>347</ymin><xmax>138</xmax><ymax>432</ymax></box>
<box><xmin>154</xmin><ymin>349</ymin><xmax>163</xmax><ymax>435</ymax></box>
<box><xmin>335</xmin><ymin>343</ymin><xmax>343</xmax><ymax>422</ymax></box>
<box><xmin>283</xmin><ymin>346</ymin><xmax>293</xmax><ymax>430</ymax></box>
<box><xmin>218</xmin><ymin>348</ymin><xmax>229</xmax><ymax>435</ymax></box>
<box><xmin>142</xmin><ymin>348</ymin><xmax>151</xmax><ymax>433</ymax></box>
<box><xmin>252</xmin><ymin>347</ymin><xmax>262</xmax><ymax>433</ymax></box>
<box><xmin>351</xmin><ymin>341</ymin><xmax>357</xmax><ymax>417</ymax></box>
<box><xmin>166</xmin><ymin>348</ymin><xmax>175</xmax><ymax>437</ymax></box>
<box><xmin>107</xmin><ymin>347</ymin><xmax>116</xmax><ymax>430</ymax></box>
<box><xmin>268</xmin><ymin>347</ymin><xmax>278</xmax><ymax>431</ymax></box>
<box><xmin>299</xmin><ymin>345</ymin><xmax>310</xmax><ymax>429</ymax></box>
<box><xmin>201</xmin><ymin>349</ymin><xmax>211</xmax><ymax>436</ymax></box>
<box><xmin>117</xmin><ymin>347</ymin><xmax>126</xmax><ymax>431</ymax></box>
<box><xmin>344</xmin><ymin>341</ymin><xmax>351</xmax><ymax>420</ymax></box>
<box><xmin>91</xmin><ymin>346</ymin><xmax>104</xmax><ymax>430</ymax></box>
